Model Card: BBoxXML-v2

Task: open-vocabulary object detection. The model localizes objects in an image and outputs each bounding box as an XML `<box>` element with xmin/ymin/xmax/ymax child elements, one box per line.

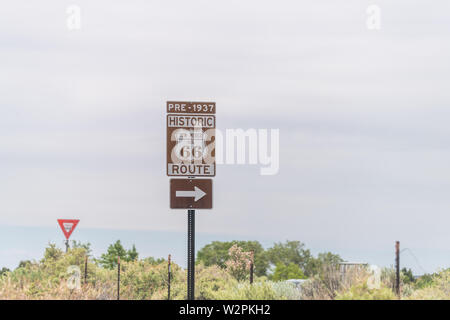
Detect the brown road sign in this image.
<box><xmin>166</xmin><ymin>101</ymin><xmax>216</xmax><ymax>177</ymax></box>
<box><xmin>167</xmin><ymin>101</ymin><xmax>216</xmax><ymax>114</ymax></box>
<box><xmin>170</xmin><ymin>179</ymin><xmax>212</xmax><ymax>209</ymax></box>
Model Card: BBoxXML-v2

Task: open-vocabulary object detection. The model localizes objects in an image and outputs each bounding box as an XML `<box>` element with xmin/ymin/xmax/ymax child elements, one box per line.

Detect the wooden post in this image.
<box><xmin>250</xmin><ymin>251</ymin><xmax>254</xmax><ymax>284</ymax></box>
<box><xmin>84</xmin><ymin>255</ymin><xmax>88</xmax><ymax>285</ymax></box>
<box><xmin>168</xmin><ymin>254</ymin><xmax>171</xmax><ymax>300</ymax></box>
<box><xmin>117</xmin><ymin>256</ymin><xmax>121</xmax><ymax>300</ymax></box>
<box><xmin>395</xmin><ymin>241</ymin><xmax>400</xmax><ymax>298</ymax></box>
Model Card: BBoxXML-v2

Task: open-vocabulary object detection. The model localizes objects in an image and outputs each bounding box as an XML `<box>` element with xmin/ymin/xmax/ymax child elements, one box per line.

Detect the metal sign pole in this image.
<box><xmin>187</xmin><ymin>209</ymin><xmax>195</xmax><ymax>300</ymax></box>
<box><xmin>65</xmin><ymin>240</ymin><xmax>69</xmax><ymax>253</ymax></box>
<box><xmin>166</xmin><ymin>101</ymin><xmax>215</xmax><ymax>300</ymax></box>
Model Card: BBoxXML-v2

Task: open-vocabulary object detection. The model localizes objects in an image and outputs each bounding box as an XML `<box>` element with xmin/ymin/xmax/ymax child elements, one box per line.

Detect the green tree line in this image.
<box><xmin>196</xmin><ymin>240</ymin><xmax>343</xmax><ymax>280</ymax></box>
<box><xmin>3</xmin><ymin>239</ymin><xmax>342</xmax><ymax>281</ymax></box>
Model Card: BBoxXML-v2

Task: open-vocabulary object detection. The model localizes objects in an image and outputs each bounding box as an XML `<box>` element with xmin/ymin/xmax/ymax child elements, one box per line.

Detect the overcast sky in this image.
<box><xmin>1</xmin><ymin>1</ymin><xmax>449</xmax><ymax>273</ymax></box>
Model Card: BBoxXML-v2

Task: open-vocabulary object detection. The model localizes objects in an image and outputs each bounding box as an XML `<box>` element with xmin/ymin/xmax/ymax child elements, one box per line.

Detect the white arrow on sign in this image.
<box><xmin>176</xmin><ymin>186</ymin><xmax>206</xmax><ymax>202</ymax></box>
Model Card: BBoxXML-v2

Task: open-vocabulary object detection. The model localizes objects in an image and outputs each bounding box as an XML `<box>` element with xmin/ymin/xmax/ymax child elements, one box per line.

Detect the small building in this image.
<box><xmin>339</xmin><ymin>261</ymin><xmax>381</xmax><ymax>289</ymax></box>
<box><xmin>339</xmin><ymin>261</ymin><xmax>369</xmax><ymax>275</ymax></box>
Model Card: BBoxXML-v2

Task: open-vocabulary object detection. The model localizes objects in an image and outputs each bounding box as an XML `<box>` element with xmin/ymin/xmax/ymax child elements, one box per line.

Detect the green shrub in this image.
<box><xmin>335</xmin><ymin>283</ymin><xmax>396</xmax><ymax>300</ymax></box>
<box><xmin>195</xmin><ymin>264</ymin><xmax>237</xmax><ymax>300</ymax></box>
<box><xmin>270</xmin><ymin>281</ymin><xmax>303</xmax><ymax>300</ymax></box>
<box><xmin>0</xmin><ymin>243</ymin><xmax>447</xmax><ymax>300</ymax></box>
<box><xmin>406</xmin><ymin>269</ymin><xmax>450</xmax><ymax>300</ymax></box>
<box><xmin>212</xmin><ymin>282</ymin><xmax>280</xmax><ymax>300</ymax></box>
<box><xmin>121</xmin><ymin>259</ymin><xmax>185</xmax><ymax>300</ymax></box>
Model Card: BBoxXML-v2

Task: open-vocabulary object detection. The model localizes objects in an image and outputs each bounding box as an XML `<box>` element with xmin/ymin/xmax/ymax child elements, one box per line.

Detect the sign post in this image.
<box><xmin>187</xmin><ymin>209</ymin><xmax>195</xmax><ymax>300</ymax></box>
<box><xmin>57</xmin><ymin>219</ymin><xmax>79</xmax><ymax>252</ymax></box>
<box><xmin>166</xmin><ymin>101</ymin><xmax>215</xmax><ymax>300</ymax></box>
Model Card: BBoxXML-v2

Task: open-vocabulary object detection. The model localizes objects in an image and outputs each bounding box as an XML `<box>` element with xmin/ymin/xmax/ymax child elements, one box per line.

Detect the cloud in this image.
<box><xmin>0</xmin><ymin>1</ymin><xmax>449</xmax><ymax>271</ymax></box>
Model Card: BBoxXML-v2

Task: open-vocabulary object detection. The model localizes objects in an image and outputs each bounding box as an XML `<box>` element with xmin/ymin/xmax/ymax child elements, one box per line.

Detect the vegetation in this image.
<box><xmin>197</xmin><ymin>240</ymin><xmax>343</xmax><ymax>279</ymax></box>
<box><xmin>272</xmin><ymin>263</ymin><xmax>306</xmax><ymax>281</ymax></box>
<box><xmin>97</xmin><ymin>240</ymin><xmax>139</xmax><ymax>269</ymax></box>
<box><xmin>197</xmin><ymin>241</ymin><xmax>267</xmax><ymax>276</ymax></box>
<box><xmin>0</xmin><ymin>240</ymin><xmax>447</xmax><ymax>300</ymax></box>
<box><xmin>403</xmin><ymin>269</ymin><xmax>450</xmax><ymax>300</ymax></box>
<box><xmin>0</xmin><ymin>267</ymin><xmax>10</xmax><ymax>276</ymax></box>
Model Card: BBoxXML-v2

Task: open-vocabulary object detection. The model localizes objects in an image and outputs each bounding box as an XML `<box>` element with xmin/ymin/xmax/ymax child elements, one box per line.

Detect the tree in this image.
<box><xmin>98</xmin><ymin>240</ymin><xmax>139</xmax><ymax>269</ymax></box>
<box><xmin>197</xmin><ymin>241</ymin><xmax>231</xmax><ymax>267</ymax></box>
<box><xmin>414</xmin><ymin>273</ymin><xmax>433</xmax><ymax>289</ymax></box>
<box><xmin>266</xmin><ymin>241</ymin><xmax>312</xmax><ymax>273</ymax></box>
<box><xmin>272</xmin><ymin>263</ymin><xmax>306</xmax><ymax>281</ymax></box>
<box><xmin>304</xmin><ymin>252</ymin><xmax>343</xmax><ymax>277</ymax></box>
<box><xmin>71</xmin><ymin>240</ymin><xmax>92</xmax><ymax>256</ymax></box>
<box><xmin>225</xmin><ymin>245</ymin><xmax>252</xmax><ymax>281</ymax></box>
<box><xmin>16</xmin><ymin>260</ymin><xmax>32</xmax><ymax>269</ymax></box>
<box><xmin>266</xmin><ymin>241</ymin><xmax>342</xmax><ymax>277</ymax></box>
<box><xmin>401</xmin><ymin>268</ymin><xmax>415</xmax><ymax>285</ymax></box>
<box><xmin>127</xmin><ymin>245</ymin><xmax>139</xmax><ymax>261</ymax></box>
<box><xmin>0</xmin><ymin>267</ymin><xmax>10</xmax><ymax>276</ymax></box>
<box><xmin>197</xmin><ymin>241</ymin><xmax>268</xmax><ymax>276</ymax></box>
<box><xmin>42</xmin><ymin>243</ymin><xmax>63</xmax><ymax>262</ymax></box>
<box><xmin>143</xmin><ymin>257</ymin><xmax>165</xmax><ymax>265</ymax></box>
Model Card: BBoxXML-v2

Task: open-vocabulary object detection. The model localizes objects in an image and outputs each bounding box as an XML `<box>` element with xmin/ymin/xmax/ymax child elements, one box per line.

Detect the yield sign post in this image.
<box><xmin>57</xmin><ymin>219</ymin><xmax>79</xmax><ymax>252</ymax></box>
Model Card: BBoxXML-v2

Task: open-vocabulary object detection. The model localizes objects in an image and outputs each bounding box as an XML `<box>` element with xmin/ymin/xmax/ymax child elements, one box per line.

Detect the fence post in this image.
<box><xmin>168</xmin><ymin>254</ymin><xmax>171</xmax><ymax>300</ymax></box>
<box><xmin>395</xmin><ymin>241</ymin><xmax>400</xmax><ymax>298</ymax></box>
<box><xmin>84</xmin><ymin>255</ymin><xmax>88</xmax><ymax>285</ymax></box>
<box><xmin>250</xmin><ymin>251</ymin><xmax>254</xmax><ymax>284</ymax></box>
<box><xmin>117</xmin><ymin>256</ymin><xmax>121</xmax><ymax>300</ymax></box>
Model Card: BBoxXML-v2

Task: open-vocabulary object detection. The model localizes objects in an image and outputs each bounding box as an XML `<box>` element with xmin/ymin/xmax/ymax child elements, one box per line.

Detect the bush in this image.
<box><xmin>120</xmin><ymin>259</ymin><xmax>186</xmax><ymax>300</ymax></box>
<box><xmin>212</xmin><ymin>282</ymin><xmax>280</xmax><ymax>300</ymax></box>
<box><xmin>269</xmin><ymin>281</ymin><xmax>302</xmax><ymax>300</ymax></box>
<box><xmin>195</xmin><ymin>264</ymin><xmax>237</xmax><ymax>300</ymax></box>
<box><xmin>335</xmin><ymin>283</ymin><xmax>396</xmax><ymax>300</ymax></box>
<box><xmin>225</xmin><ymin>245</ymin><xmax>252</xmax><ymax>281</ymax></box>
<box><xmin>406</xmin><ymin>269</ymin><xmax>450</xmax><ymax>300</ymax></box>
<box><xmin>0</xmin><ymin>243</ymin><xmax>447</xmax><ymax>300</ymax></box>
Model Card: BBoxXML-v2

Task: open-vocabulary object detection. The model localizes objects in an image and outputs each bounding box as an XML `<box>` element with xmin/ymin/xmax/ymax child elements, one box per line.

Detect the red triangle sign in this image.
<box><xmin>57</xmin><ymin>219</ymin><xmax>79</xmax><ymax>240</ymax></box>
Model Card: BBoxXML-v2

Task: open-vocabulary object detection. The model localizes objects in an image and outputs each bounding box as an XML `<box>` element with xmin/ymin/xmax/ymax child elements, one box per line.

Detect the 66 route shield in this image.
<box><xmin>166</xmin><ymin>101</ymin><xmax>216</xmax><ymax>177</ymax></box>
<box><xmin>170</xmin><ymin>179</ymin><xmax>213</xmax><ymax>209</ymax></box>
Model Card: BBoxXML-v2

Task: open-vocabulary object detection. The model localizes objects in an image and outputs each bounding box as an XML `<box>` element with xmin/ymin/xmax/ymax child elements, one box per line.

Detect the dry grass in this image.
<box><xmin>0</xmin><ymin>245</ymin><xmax>447</xmax><ymax>300</ymax></box>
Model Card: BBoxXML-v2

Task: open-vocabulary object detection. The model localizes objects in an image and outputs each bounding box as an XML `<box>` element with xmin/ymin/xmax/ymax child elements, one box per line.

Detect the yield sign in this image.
<box><xmin>57</xmin><ymin>219</ymin><xmax>79</xmax><ymax>240</ymax></box>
